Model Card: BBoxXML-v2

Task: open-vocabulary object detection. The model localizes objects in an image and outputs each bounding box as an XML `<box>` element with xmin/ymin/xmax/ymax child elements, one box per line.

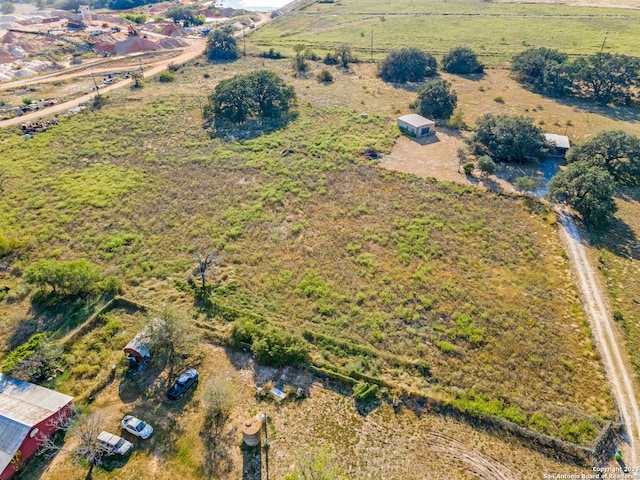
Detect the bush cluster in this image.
<box><xmin>352</xmin><ymin>381</ymin><xmax>380</xmax><ymax>403</ymax></box>
<box><xmin>231</xmin><ymin>318</ymin><xmax>309</xmax><ymax>368</ymax></box>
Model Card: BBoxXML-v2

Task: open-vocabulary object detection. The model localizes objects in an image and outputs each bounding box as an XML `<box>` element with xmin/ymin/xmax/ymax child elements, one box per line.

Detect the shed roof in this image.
<box><xmin>398</xmin><ymin>114</ymin><xmax>435</xmax><ymax>128</ymax></box>
<box><xmin>545</xmin><ymin>133</ymin><xmax>570</xmax><ymax>150</ymax></box>
<box><xmin>123</xmin><ymin>318</ymin><xmax>164</xmax><ymax>359</ymax></box>
<box><xmin>0</xmin><ymin>374</ymin><xmax>73</xmax><ymax>475</ymax></box>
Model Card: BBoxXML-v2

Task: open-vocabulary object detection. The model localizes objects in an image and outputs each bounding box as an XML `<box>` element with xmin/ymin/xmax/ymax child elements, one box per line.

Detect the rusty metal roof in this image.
<box><xmin>0</xmin><ymin>374</ymin><xmax>73</xmax><ymax>475</ymax></box>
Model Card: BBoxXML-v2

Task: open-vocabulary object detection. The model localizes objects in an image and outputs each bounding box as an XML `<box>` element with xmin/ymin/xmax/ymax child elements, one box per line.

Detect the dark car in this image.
<box><xmin>167</xmin><ymin>368</ymin><xmax>198</xmax><ymax>400</ymax></box>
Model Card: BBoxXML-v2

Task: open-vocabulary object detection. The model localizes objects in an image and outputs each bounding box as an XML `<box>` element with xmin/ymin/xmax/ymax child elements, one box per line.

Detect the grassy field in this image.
<box><xmin>249</xmin><ymin>0</ymin><xmax>640</xmax><ymax>63</ymax></box>
<box><xmin>0</xmin><ymin>50</ymin><xmax>617</xmax><ymax>456</ymax></box>
<box><xmin>592</xmin><ymin>190</ymin><xmax>640</xmax><ymax>383</ymax></box>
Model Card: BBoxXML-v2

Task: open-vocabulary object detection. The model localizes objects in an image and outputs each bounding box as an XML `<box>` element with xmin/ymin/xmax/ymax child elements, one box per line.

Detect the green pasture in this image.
<box><xmin>251</xmin><ymin>0</ymin><xmax>640</xmax><ymax>62</ymax></box>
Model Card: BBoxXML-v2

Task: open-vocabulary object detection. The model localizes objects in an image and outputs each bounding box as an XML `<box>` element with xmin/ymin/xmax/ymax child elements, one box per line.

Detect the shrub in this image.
<box><xmin>416</xmin><ymin>79</ymin><xmax>457</xmax><ymax>121</ymax></box>
<box><xmin>378</xmin><ymin>48</ymin><xmax>437</xmax><ymax>83</ymax></box>
<box><xmin>2</xmin><ymin>334</ymin><xmax>62</xmax><ymax>383</ymax></box>
<box><xmin>119</xmin><ymin>13</ymin><xmax>147</xmax><ymax>24</ymax></box>
<box><xmin>230</xmin><ymin>317</ymin><xmax>259</xmax><ymax>345</ymax></box>
<box><xmin>159</xmin><ymin>71</ymin><xmax>176</xmax><ymax>83</ymax></box>
<box><xmin>447</xmin><ymin>109</ymin><xmax>467</xmax><ymax>130</ymax></box>
<box><xmin>435</xmin><ymin>340</ymin><xmax>456</xmax><ymax>353</ymax></box>
<box><xmin>493</xmin><ymin>96</ymin><xmax>504</xmax><ymax>103</ymax></box>
<box><xmin>352</xmin><ymin>381</ymin><xmax>380</xmax><ymax>402</ymax></box>
<box><xmin>92</xmin><ymin>94</ymin><xmax>106</xmax><ymax>110</ymax></box>
<box><xmin>514</xmin><ymin>176</ymin><xmax>539</xmax><ymax>193</ymax></box>
<box><xmin>260</xmin><ymin>48</ymin><xmax>283</xmax><ymax>59</ymax></box>
<box><xmin>251</xmin><ymin>328</ymin><xmax>310</xmax><ymax>367</ymax></box>
<box><xmin>441</xmin><ymin>47</ymin><xmax>484</xmax><ymax>74</ymax></box>
<box><xmin>477</xmin><ymin>155</ymin><xmax>496</xmax><ymax>176</ymax></box>
<box><xmin>463</xmin><ymin>162</ymin><xmax>475</xmax><ymax>175</ymax></box>
<box><xmin>316</xmin><ymin>69</ymin><xmax>333</xmax><ymax>83</ymax></box>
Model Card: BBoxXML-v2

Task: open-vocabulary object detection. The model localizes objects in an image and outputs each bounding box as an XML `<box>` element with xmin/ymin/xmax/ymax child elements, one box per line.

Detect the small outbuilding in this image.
<box><xmin>545</xmin><ymin>133</ymin><xmax>571</xmax><ymax>157</ymax></box>
<box><xmin>397</xmin><ymin>114</ymin><xmax>435</xmax><ymax>137</ymax></box>
<box><xmin>0</xmin><ymin>374</ymin><xmax>73</xmax><ymax>480</ymax></box>
<box><xmin>123</xmin><ymin>318</ymin><xmax>163</xmax><ymax>368</ymax></box>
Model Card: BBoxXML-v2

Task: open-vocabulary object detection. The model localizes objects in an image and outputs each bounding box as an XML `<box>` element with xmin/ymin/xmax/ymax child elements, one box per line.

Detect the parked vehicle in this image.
<box><xmin>96</xmin><ymin>431</ymin><xmax>132</xmax><ymax>455</ymax></box>
<box><xmin>167</xmin><ymin>368</ymin><xmax>198</xmax><ymax>400</ymax></box>
<box><xmin>121</xmin><ymin>415</ymin><xmax>153</xmax><ymax>439</ymax></box>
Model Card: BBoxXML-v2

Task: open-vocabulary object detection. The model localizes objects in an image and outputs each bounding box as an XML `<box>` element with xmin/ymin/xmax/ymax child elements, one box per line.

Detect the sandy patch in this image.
<box><xmin>380</xmin><ymin>129</ymin><xmax>468</xmax><ymax>185</ymax></box>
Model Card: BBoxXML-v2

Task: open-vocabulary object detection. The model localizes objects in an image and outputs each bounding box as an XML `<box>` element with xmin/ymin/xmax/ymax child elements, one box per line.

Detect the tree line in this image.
<box><xmin>511</xmin><ymin>48</ymin><xmax>640</xmax><ymax>104</ymax></box>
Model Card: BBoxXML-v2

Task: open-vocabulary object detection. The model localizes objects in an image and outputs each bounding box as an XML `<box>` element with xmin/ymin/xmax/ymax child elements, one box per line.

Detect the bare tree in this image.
<box><xmin>201</xmin><ymin>379</ymin><xmax>234</xmax><ymax>478</ymax></box>
<box><xmin>38</xmin><ymin>412</ymin><xmax>111</xmax><ymax>480</ymax></box>
<box><xmin>195</xmin><ymin>253</ymin><xmax>219</xmax><ymax>288</ymax></box>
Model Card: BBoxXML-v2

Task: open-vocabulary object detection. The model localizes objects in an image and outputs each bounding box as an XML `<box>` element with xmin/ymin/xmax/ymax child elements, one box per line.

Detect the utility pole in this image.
<box><xmin>138</xmin><ymin>56</ymin><xmax>144</xmax><ymax>74</ymax></box>
<box><xmin>262</xmin><ymin>413</ymin><xmax>269</xmax><ymax>480</ymax></box>
<box><xmin>91</xmin><ymin>70</ymin><xmax>99</xmax><ymax>94</ymax></box>
<box><xmin>600</xmin><ymin>30</ymin><xmax>608</xmax><ymax>53</ymax></box>
<box><xmin>243</xmin><ymin>26</ymin><xmax>246</xmax><ymax>56</ymax></box>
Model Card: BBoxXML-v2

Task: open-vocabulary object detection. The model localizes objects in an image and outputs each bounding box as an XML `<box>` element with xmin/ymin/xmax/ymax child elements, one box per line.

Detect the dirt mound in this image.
<box><xmin>160</xmin><ymin>23</ymin><xmax>185</xmax><ymax>37</ymax></box>
<box><xmin>93</xmin><ymin>33</ymin><xmax>118</xmax><ymax>54</ymax></box>
<box><xmin>114</xmin><ymin>37</ymin><xmax>159</xmax><ymax>55</ymax></box>
<box><xmin>157</xmin><ymin>37</ymin><xmax>188</xmax><ymax>49</ymax></box>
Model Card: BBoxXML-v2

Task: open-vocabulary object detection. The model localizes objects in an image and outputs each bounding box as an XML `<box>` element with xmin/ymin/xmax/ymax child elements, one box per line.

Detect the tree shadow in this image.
<box><xmin>387</xmin><ymin>76</ymin><xmax>441</xmax><ymax>92</ymax></box>
<box><xmin>450</xmin><ymin>71</ymin><xmax>486</xmax><ymax>81</ymax></box>
<box><xmin>7</xmin><ymin>294</ymin><xmax>102</xmax><ymax>349</ymax></box>
<box><xmin>100</xmin><ymin>453</ymin><xmax>130</xmax><ymax>473</ymax></box>
<box><xmin>242</xmin><ymin>445</ymin><xmax>262</xmax><ymax>480</ymax></box>
<box><xmin>554</xmin><ymin>96</ymin><xmax>639</xmax><ymax>123</ymax></box>
<box><xmin>209</xmin><ymin>112</ymin><xmax>298</xmax><ymax>141</ymax></box>
<box><xmin>476</xmin><ymin>176</ymin><xmax>504</xmax><ymax>192</ymax></box>
<box><xmin>355</xmin><ymin>397</ymin><xmax>382</xmax><ymax>417</ymax></box>
<box><xmin>117</xmin><ymin>363</ymin><xmax>163</xmax><ymax>404</ymax></box>
<box><xmin>590</xmin><ymin>206</ymin><xmax>640</xmax><ymax>262</ymax></box>
<box><xmin>199</xmin><ymin>420</ymin><xmax>236</xmax><ymax>479</ymax></box>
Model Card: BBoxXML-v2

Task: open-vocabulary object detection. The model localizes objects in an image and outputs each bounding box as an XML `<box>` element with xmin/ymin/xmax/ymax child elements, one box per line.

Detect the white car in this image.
<box><xmin>121</xmin><ymin>415</ymin><xmax>154</xmax><ymax>439</ymax></box>
<box><xmin>96</xmin><ymin>431</ymin><xmax>132</xmax><ymax>455</ymax></box>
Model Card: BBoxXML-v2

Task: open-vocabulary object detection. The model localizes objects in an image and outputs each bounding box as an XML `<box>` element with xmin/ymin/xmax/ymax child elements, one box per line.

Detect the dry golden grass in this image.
<box><xmin>33</xmin><ymin>343</ymin><xmax>592</xmax><ymax>480</ymax></box>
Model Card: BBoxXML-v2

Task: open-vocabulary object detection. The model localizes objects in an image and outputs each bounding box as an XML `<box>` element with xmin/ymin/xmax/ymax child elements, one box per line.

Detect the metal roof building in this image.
<box><xmin>545</xmin><ymin>133</ymin><xmax>571</xmax><ymax>154</ymax></box>
<box><xmin>0</xmin><ymin>374</ymin><xmax>73</xmax><ymax>480</ymax></box>
<box><xmin>397</xmin><ymin>114</ymin><xmax>435</xmax><ymax>137</ymax></box>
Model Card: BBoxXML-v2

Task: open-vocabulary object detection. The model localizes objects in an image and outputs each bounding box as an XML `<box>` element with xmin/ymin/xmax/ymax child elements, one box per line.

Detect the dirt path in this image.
<box><xmin>0</xmin><ymin>50</ymin><xmax>181</xmax><ymax>92</ymax></box>
<box><xmin>557</xmin><ymin>210</ymin><xmax>640</xmax><ymax>466</ymax></box>
<box><xmin>0</xmin><ymin>37</ymin><xmax>206</xmax><ymax>128</ymax></box>
<box><xmin>427</xmin><ymin>432</ymin><xmax>519</xmax><ymax>480</ymax></box>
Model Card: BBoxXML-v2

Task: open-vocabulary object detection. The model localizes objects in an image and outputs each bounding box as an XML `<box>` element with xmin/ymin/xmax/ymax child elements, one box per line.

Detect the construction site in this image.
<box><xmin>0</xmin><ymin>2</ymin><xmax>258</xmax><ymax>121</ymax></box>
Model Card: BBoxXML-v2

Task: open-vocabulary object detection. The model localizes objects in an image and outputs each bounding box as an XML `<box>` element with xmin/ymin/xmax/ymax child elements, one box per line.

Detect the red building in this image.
<box><xmin>0</xmin><ymin>374</ymin><xmax>73</xmax><ymax>480</ymax></box>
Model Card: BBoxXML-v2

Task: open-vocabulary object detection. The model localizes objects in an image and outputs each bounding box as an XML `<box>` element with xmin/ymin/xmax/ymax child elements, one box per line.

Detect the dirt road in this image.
<box><xmin>558</xmin><ymin>210</ymin><xmax>640</xmax><ymax>467</ymax></box>
<box><xmin>0</xmin><ymin>50</ymin><xmax>181</xmax><ymax>92</ymax></box>
<box><xmin>0</xmin><ymin>37</ymin><xmax>206</xmax><ymax>129</ymax></box>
